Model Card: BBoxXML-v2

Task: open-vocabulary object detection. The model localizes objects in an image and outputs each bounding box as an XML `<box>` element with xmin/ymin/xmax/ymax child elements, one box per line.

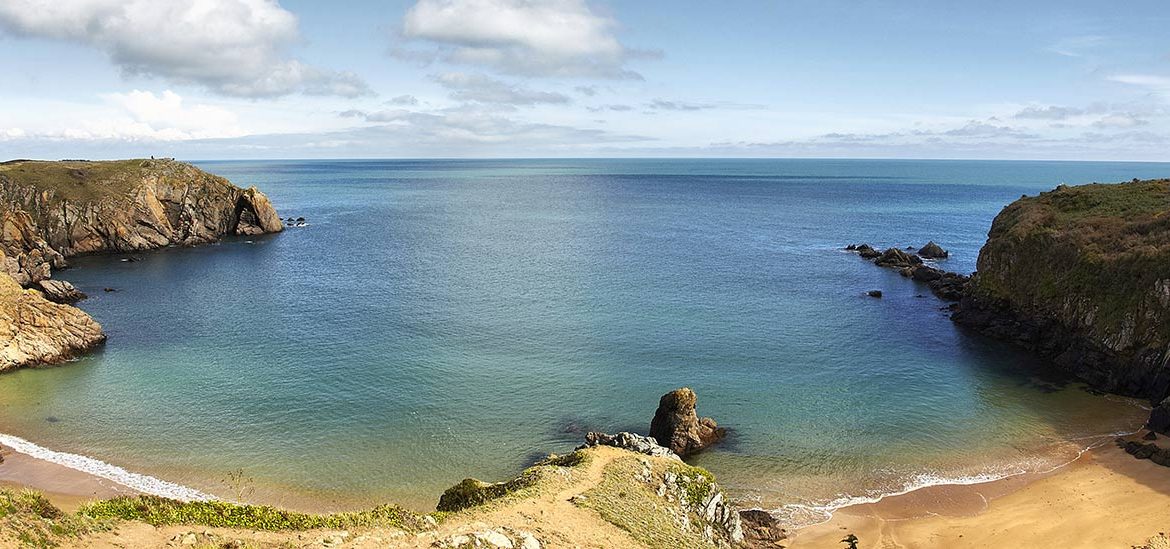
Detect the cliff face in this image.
<box><xmin>954</xmin><ymin>180</ymin><xmax>1170</xmax><ymax>401</ymax></box>
<box><xmin>0</xmin><ymin>159</ymin><xmax>282</xmax><ymax>285</ymax></box>
<box><xmin>0</xmin><ymin>159</ymin><xmax>282</xmax><ymax>371</ymax></box>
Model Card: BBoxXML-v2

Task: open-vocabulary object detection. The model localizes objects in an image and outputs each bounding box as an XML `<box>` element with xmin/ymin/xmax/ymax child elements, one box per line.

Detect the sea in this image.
<box><xmin>0</xmin><ymin>158</ymin><xmax>1163</xmax><ymax>525</ymax></box>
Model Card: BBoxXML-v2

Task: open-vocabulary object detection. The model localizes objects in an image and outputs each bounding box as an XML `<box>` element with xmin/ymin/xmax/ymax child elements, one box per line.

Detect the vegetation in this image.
<box><xmin>577</xmin><ymin>455</ymin><xmax>718</xmax><ymax>549</ymax></box>
<box><xmin>0</xmin><ymin>159</ymin><xmax>152</xmax><ymax>203</ymax></box>
<box><xmin>436</xmin><ymin>450</ymin><xmax>590</xmax><ymax>512</ymax></box>
<box><xmin>0</xmin><ymin>489</ymin><xmax>112</xmax><ymax>548</ymax></box>
<box><xmin>78</xmin><ymin>495</ymin><xmax>434</xmax><ymax>532</ymax></box>
<box><xmin>971</xmin><ymin>179</ymin><xmax>1170</xmax><ymax>350</ymax></box>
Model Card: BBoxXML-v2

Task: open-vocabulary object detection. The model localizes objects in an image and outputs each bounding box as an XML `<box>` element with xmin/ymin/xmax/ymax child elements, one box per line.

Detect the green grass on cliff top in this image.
<box><xmin>993</xmin><ymin>179</ymin><xmax>1170</xmax><ymax>254</ymax></box>
<box><xmin>0</xmin><ymin>159</ymin><xmax>158</xmax><ymax>202</ymax></box>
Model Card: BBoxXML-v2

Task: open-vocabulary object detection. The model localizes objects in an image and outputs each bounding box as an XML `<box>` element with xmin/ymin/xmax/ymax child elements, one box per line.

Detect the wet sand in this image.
<box><xmin>0</xmin><ymin>444</ymin><xmax>138</xmax><ymax>511</ymax></box>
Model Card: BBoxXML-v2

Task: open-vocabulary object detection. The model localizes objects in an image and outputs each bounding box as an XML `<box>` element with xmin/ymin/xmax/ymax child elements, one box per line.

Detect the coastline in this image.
<box><xmin>3</xmin><ymin>424</ymin><xmax>1166</xmax><ymax>545</ymax></box>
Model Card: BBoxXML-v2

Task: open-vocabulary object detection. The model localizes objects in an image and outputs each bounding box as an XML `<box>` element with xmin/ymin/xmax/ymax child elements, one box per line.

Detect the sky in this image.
<box><xmin>2</xmin><ymin>0</ymin><xmax>1170</xmax><ymax>160</ymax></box>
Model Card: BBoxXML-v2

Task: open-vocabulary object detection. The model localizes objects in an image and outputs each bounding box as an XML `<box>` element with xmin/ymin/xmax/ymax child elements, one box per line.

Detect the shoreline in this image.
<box><xmin>0</xmin><ymin>424</ymin><xmax>1158</xmax><ymax>528</ymax></box>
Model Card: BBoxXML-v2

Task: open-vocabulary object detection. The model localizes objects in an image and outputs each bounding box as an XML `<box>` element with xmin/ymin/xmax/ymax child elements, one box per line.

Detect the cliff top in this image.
<box><xmin>989</xmin><ymin>179</ymin><xmax>1170</xmax><ymax>260</ymax></box>
<box><xmin>0</xmin><ymin>159</ymin><xmax>213</xmax><ymax>204</ymax></box>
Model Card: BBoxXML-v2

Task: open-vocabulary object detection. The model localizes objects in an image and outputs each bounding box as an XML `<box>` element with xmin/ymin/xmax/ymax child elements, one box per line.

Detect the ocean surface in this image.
<box><xmin>0</xmin><ymin>159</ymin><xmax>1163</xmax><ymax>522</ymax></box>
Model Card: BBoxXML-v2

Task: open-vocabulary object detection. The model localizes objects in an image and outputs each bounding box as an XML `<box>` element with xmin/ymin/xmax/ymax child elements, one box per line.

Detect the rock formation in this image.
<box><xmin>918</xmin><ymin>241</ymin><xmax>949</xmax><ymax>259</ymax></box>
<box><xmin>0</xmin><ymin>158</ymin><xmax>282</xmax><ymax>372</ymax></box>
<box><xmin>0</xmin><ymin>268</ymin><xmax>104</xmax><ymax>372</ymax></box>
<box><xmin>649</xmin><ymin>387</ymin><xmax>726</xmax><ymax>456</ymax></box>
<box><xmin>953</xmin><ymin>180</ymin><xmax>1170</xmax><ymax>401</ymax></box>
<box><xmin>578</xmin><ymin>431</ymin><xmax>681</xmax><ymax>460</ymax></box>
<box><xmin>847</xmin><ymin>244</ymin><xmax>969</xmax><ymax>301</ymax></box>
<box><xmin>1148</xmin><ymin>397</ymin><xmax>1170</xmax><ymax>435</ymax></box>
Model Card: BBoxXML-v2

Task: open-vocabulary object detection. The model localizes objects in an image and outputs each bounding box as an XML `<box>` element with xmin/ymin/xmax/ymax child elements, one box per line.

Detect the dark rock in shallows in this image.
<box><xmin>1143</xmin><ymin>431</ymin><xmax>1158</xmax><ymax>441</ymax></box>
<box><xmin>874</xmin><ymin>247</ymin><xmax>922</xmax><ymax>268</ymax></box>
<box><xmin>102</xmin><ymin>287</ymin><xmax>116</xmax><ymax>292</ymax></box>
<box><xmin>854</xmin><ymin>244</ymin><xmax>880</xmax><ymax>259</ymax></box>
<box><xmin>918</xmin><ymin>241</ymin><xmax>949</xmax><ymax>259</ymax></box>
<box><xmin>1149</xmin><ymin>397</ymin><xmax>1170</xmax><ymax>435</ymax></box>
<box><xmin>649</xmin><ymin>388</ymin><xmax>726</xmax><ymax>456</ymax></box>
<box><xmin>867</xmin><ymin>290</ymin><xmax>883</xmax><ymax>298</ymax></box>
<box><xmin>739</xmin><ymin>509</ymin><xmax>787</xmax><ymax>547</ymax></box>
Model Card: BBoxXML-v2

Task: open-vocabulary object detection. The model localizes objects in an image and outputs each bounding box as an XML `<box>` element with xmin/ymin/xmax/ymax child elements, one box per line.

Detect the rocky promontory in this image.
<box><xmin>953</xmin><ymin>179</ymin><xmax>1170</xmax><ymax>401</ymax></box>
<box><xmin>0</xmin><ymin>159</ymin><xmax>283</xmax><ymax>371</ymax></box>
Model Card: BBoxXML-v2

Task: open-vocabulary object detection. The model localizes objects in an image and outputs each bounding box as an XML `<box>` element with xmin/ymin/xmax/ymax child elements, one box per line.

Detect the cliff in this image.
<box><xmin>0</xmin><ymin>159</ymin><xmax>282</xmax><ymax>286</ymax></box>
<box><xmin>954</xmin><ymin>179</ymin><xmax>1170</xmax><ymax>401</ymax></box>
<box><xmin>0</xmin><ymin>159</ymin><xmax>282</xmax><ymax>370</ymax></box>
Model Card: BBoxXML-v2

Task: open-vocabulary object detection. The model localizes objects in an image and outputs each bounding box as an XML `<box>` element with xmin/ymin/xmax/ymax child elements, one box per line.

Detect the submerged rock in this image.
<box><xmin>867</xmin><ymin>290</ymin><xmax>882</xmax><ymax>298</ymax></box>
<box><xmin>649</xmin><ymin>388</ymin><xmax>726</xmax><ymax>456</ymax></box>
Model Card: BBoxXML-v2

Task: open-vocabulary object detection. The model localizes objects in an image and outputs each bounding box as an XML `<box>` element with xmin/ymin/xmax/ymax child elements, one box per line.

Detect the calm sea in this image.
<box><xmin>0</xmin><ymin>159</ymin><xmax>1162</xmax><ymax>522</ymax></box>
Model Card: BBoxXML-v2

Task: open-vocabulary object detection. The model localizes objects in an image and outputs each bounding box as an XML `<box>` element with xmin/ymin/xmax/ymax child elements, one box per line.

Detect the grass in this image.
<box><xmin>0</xmin><ymin>489</ymin><xmax>113</xmax><ymax>548</ymax></box>
<box><xmin>436</xmin><ymin>450</ymin><xmax>590</xmax><ymax>512</ymax></box>
<box><xmin>0</xmin><ymin>160</ymin><xmax>152</xmax><ymax>203</ymax></box>
<box><xmin>79</xmin><ymin>495</ymin><xmax>434</xmax><ymax>532</ymax></box>
<box><xmin>577</xmin><ymin>455</ymin><xmax>718</xmax><ymax>549</ymax></box>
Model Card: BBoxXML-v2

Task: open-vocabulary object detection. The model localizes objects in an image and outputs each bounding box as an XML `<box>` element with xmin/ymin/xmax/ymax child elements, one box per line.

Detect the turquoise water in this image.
<box><xmin>0</xmin><ymin>159</ymin><xmax>1161</xmax><ymax>518</ymax></box>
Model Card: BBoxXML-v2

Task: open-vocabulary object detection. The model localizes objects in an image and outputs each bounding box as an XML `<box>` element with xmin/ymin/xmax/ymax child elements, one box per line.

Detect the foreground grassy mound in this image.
<box><xmin>437</xmin><ymin>450</ymin><xmax>590</xmax><ymax>512</ymax></box>
<box><xmin>0</xmin><ymin>489</ymin><xmax>112</xmax><ymax>548</ymax></box>
<box><xmin>956</xmin><ymin>179</ymin><xmax>1170</xmax><ymax>399</ymax></box>
<box><xmin>78</xmin><ymin>495</ymin><xmax>434</xmax><ymax>532</ymax></box>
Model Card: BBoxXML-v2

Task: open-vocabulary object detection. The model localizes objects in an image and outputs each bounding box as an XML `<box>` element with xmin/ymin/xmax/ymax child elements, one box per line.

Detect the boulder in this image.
<box><xmin>918</xmin><ymin>241</ymin><xmax>949</xmax><ymax>259</ymax></box>
<box><xmin>1149</xmin><ymin>397</ymin><xmax>1170</xmax><ymax>435</ymax></box>
<box><xmin>649</xmin><ymin>388</ymin><xmax>726</xmax><ymax>456</ymax></box>
<box><xmin>854</xmin><ymin>244</ymin><xmax>880</xmax><ymax>259</ymax></box>
<box><xmin>37</xmin><ymin>279</ymin><xmax>86</xmax><ymax>304</ymax></box>
<box><xmin>866</xmin><ymin>290</ymin><xmax>882</xmax><ymax>298</ymax></box>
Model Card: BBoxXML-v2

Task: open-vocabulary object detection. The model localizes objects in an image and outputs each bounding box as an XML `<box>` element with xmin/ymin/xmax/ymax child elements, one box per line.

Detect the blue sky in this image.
<box><xmin>2</xmin><ymin>0</ymin><xmax>1169</xmax><ymax>160</ymax></box>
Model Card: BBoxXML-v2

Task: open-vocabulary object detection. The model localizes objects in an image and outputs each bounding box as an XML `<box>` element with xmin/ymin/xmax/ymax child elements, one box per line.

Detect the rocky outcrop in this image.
<box><xmin>578</xmin><ymin>431</ymin><xmax>681</xmax><ymax>460</ymax></box>
<box><xmin>0</xmin><ymin>268</ymin><xmax>104</xmax><ymax>372</ymax></box>
<box><xmin>0</xmin><ymin>158</ymin><xmax>282</xmax><ymax>372</ymax></box>
<box><xmin>953</xmin><ymin>180</ymin><xmax>1170</xmax><ymax>401</ymax></box>
<box><xmin>1148</xmin><ymin>398</ymin><xmax>1170</xmax><ymax>435</ymax></box>
<box><xmin>738</xmin><ymin>509</ymin><xmax>788</xmax><ymax>548</ymax></box>
<box><xmin>918</xmin><ymin>241</ymin><xmax>949</xmax><ymax>259</ymax></box>
<box><xmin>0</xmin><ymin>159</ymin><xmax>282</xmax><ymax>277</ymax></box>
<box><xmin>650</xmin><ymin>388</ymin><xmax>726</xmax><ymax>456</ymax></box>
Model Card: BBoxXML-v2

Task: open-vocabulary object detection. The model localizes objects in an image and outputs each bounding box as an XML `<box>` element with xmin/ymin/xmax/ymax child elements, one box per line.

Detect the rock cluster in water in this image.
<box><xmin>649</xmin><ymin>387</ymin><xmax>727</xmax><ymax>456</ymax></box>
<box><xmin>0</xmin><ymin>158</ymin><xmax>282</xmax><ymax>371</ymax></box>
<box><xmin>846</xmin><ymin>242</ymin><xmax>969</xmax><ymax>301</ymax></box>
<box><xmin>578</xmin><ymin>431</ymin><xmax>681</xmax><ymax>460</ymax></box>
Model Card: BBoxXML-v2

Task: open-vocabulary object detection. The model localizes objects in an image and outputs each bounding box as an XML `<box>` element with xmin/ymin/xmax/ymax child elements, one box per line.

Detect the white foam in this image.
<box><xmin>0</xmin><ymin>432</ymin><xmax>213</xmax><ymax>502</ymax></box>
<box><xmin>774</xmin><ymin>428</ymin><xmax>1139</xmax><ymax>529</ymax></box>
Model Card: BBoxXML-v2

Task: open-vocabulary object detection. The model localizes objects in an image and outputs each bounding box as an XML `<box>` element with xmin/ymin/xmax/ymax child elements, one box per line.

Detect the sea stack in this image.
<box><xmin>649</xmin><ymin>387</ymin><xmax>726</xmax><ymax>456</ymax></box>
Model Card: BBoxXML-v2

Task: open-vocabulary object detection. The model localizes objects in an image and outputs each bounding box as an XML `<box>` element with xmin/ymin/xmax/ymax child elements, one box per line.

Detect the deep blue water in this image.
<box><xmin>0</xmin><ymin>159</ymin><xmax>1162</xmax><ymax>518</ymax></box>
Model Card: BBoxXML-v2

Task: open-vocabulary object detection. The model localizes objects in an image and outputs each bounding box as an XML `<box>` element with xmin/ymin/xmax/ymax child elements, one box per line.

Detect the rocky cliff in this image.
<box><xmin>0</xmin><ymin>159</ymin><xmax>282</xmax><ymax>286</ymax></box>
<box><xmin>953</xmin><ymin>179</ymin><xmax>1170</xmax><ymax>401</ymax></box>
<box><xmin>0</xmin><ymin>158</ymin><xmax>282</xmax><ymax>370</ymax></box>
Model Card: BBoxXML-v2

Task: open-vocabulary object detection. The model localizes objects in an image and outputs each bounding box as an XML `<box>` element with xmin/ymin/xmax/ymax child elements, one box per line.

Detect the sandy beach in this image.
<box><xmin>789</xmin><ymin>432</ymin><xmax>1170</xmax><ymax>548</ymax></box>
<box><xmin>0</xmin><ymin>444</ymin><xmax>138</xmax><ymax>512</ymax></box>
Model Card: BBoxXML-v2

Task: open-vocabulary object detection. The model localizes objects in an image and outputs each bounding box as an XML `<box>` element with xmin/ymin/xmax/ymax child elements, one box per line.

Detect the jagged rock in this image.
<box><xmin>649</xmin><ymin>388</ymin><xmax>726</xmax><ymax>456</ymax></box>
<box><xmin>739</xmin><ymin>509</ymin><xmax>788</xmax><ymax>548</ymax></box>
<box><xmin>918</xmin><ymin>241</ymin><xmax>949</xmax><ymax>259</ymax></box>
<box><xmin>1149</xmin><ymin>397</ymin><xmax>1170</xmax><ymax>435</ymax></box>
<box><xmin>432</xmin><ymin>529</ymin><xmax>540</xmax><ymax>549</ymax></box>
<box><xmin>852</xmin><ymin>243</ymin><xmax>880</xmax><ymax>259</ymax></box>
<box><xmin>578</xmin><ymin>431</ymin><xmax>680</xmax><ymax>461</ymax></box>
<box><xmin>36</xmin><ymin>279</ymin><xmax>86</xmax><ymax>304</ymax></box>
<box><xmin>874</xmin><ymin>247</ymin><xmax>922</xmax><ymax>268</ymax></box>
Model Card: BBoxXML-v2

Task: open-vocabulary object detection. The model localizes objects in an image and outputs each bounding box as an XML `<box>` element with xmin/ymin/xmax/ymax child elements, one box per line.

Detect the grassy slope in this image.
<box><xmin>0</xmin><ymin>160</ymin><xmax>152</xmax><ymax>203</ymax></box>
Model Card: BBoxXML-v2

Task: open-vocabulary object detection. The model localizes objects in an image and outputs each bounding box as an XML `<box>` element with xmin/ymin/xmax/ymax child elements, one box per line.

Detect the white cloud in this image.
<box><xmin>105</xmin><ymin>90</ymin><xmax>245</xmax><ymax>139</ymax></box>
<box><xmin>0</xmin><ymin>0</ymin><xmax>370</xmax><ymax>97</ymax></box>
<box><xmin>3</xmin><ymin>90</ymin><xmax>245</xmax><ymax>142</ymax></box>
<box><xmin>1109</xmin><ymin>74</ymin><xmax>1170</xmax><ymax>94</ymax></box>
<box><xmin>433</xmin><ymin>73</ymin><xmax>570</xmax><ymax>105</ymax></box>
<box><xmin>400</xmin><ymin>0</ymin><xmax>647</xmax><ymax>79</ymax></box>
